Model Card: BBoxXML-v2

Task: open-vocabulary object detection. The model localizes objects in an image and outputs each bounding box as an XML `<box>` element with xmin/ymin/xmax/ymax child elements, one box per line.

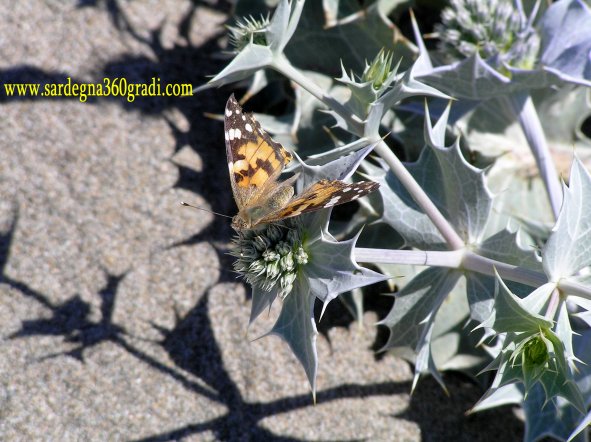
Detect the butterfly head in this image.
<box><xmin>231</xmin><ymin>214</ymin><xmax>250</xmax><ymax>231</ymax></box>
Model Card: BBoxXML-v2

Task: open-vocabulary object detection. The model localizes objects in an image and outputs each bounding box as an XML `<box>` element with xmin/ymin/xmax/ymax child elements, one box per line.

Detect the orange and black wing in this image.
<box><xmin>224</xmin><ymin>95</ymin><xmax>292</xmax><ymax>211</ymax></box>
<box><xmin>263</xmin><ymin>179</ymin><xmax>379</xmax><ymax>223</ymax></box>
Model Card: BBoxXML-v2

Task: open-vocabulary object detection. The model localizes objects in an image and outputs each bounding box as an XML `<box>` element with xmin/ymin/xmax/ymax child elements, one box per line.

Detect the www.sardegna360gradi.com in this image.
<box><xmin>2</xmin><ymin>76</ymin><xmax>193</xmax><ymax>103</ymax></box>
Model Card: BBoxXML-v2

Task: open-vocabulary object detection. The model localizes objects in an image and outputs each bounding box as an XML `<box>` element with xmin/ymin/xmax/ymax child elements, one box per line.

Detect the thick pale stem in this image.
<box><xmin>506</xmin><ymin>93</ymin><xmax>563</xmax><ymax>219</ymax></box>
<box><xmin>355</xmin><ymin>248</ymin><xmax>464</xmax><ymax>267</ymax></box>
<box><xmin>357</xmin><ymin>247</ymin><xmax>591</xmax><ymax>300</ymax></box>
<box><xmin>544</xmin><ymin>288</ymin><xmax>560</xmax><ymax>320</ymax></box>
<box><xmin>558</xmin><ymin>279</ymin><xmax>591</xmax><ymax>301</ymax></box>
<box><xmin>356</xmin><ymin>247</ymin><xmax>548</xmax><ymax>289</ymax></box>
<box><xmin>461</xmin><ymin>252</ymin><xmax>547</xmax><ymax>287</ymax></box>
<box><xmin>272</xmin><ymin>55</ymin><xmax>465</xmax><ymax>250</ymax></box>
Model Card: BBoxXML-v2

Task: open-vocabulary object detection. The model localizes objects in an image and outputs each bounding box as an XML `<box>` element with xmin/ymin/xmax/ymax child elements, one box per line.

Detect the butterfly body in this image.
<box><xmin>224</xmin><ymin>95</ymin><xmax>379</xmax><ymax>231</ymax></box>
<box><xmin>232</xmin><ymin>182</ymin><xmax>295</xmax><ymax>230</ymax></box>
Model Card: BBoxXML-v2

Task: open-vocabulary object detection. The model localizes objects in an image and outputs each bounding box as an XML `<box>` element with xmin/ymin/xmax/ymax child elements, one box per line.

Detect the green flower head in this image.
<box><xmin>228</xmin><ymin>14</ymin><xmax>270</xmax><ymax>52</ymax></box>
<box><xmin>436</xmin><ymin>0</ymin><xmax>540</xmax><ymax>70</ymax></box>
<box><xmin>232</xmin><ymin>219</ymin><xmax>308</xmax><ymax>299</ymax></box>
<box><xmin>522</xmin><ymin>333</ymin><xmax>550</xmax><ymax>367</ymax></box>
<box><xmin>510</xmin><ymin>329</ymin><xmax>552</xmax><ymax>371</ymax></box>
<box><xmin>362</xmin><ymin>49</ymin><xmax>395</xmax><ymax>91</ymax></box>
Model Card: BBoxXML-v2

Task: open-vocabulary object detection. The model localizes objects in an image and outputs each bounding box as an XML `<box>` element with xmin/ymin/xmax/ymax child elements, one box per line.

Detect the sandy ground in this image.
<box><xmin>0</xmin><ymin>1</ymin><xmax>525</xmax><ymax>440</ymax></box>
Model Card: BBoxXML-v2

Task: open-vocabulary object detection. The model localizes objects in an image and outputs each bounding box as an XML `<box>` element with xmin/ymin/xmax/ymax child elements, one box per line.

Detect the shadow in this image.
<box><xmin>0</xmin><ymin>207</ymin><xmax>53</xmax><ymax>310</ymax></box>
<box><xmin>314</xmin><ymin>276</ymin><xmax>393</xmax><ymax>357</ymax></box>
<box><xmin>91</xmin><ymin>1</ymin><xmax>240</xmax><ymax>279</ymax></box>
<box><xmin>76</xmin><ymin>0</ymin><xmax>136</xmax><ymax>35</ymax></box>
<box><xmin>0</xmin><ymin>210</ymin><xmax>223</xmax><ymax>399</ymax></box>
<box><xmin>8</xmin><ymin>269</ymin><xmax>127</xmax><ymax>361</ymax></box>
<box><xmin>397</xmin><ymin>375</ymin><xmax>524</xmax><ymax>442</ymax></box>
<box><xmin>143</xmin><ymin>287</ymin><xmax>413</xmax><ymax>441</ymax></box>
<box><xmin>1</xmin><ymin>3</ymin><xmax>528</xmax><ymax>441</ymax></box>
<box><xmin>1</xmin><ymin>208</ymin><xmax>123</xmax><ymax>361</ymax></box>
<box><xmin>168</xmin><ymin>220</ymin><xmax>237</xmax><ymax>285</ymax></box>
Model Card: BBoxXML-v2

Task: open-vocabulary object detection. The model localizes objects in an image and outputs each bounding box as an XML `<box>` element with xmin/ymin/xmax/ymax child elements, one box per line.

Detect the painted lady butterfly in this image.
<box><xmin>225</xmin><ymin>94</ymin><xmax>379</xmax><ymax>230</ymax></box>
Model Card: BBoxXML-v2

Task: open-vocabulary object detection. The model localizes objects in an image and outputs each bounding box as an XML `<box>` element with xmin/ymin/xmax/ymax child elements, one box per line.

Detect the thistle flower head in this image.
<box><xmin>436</xmin><ymin>0</ymin><xmax>540</xmax><ymax>69</ymax></box>
<box><xmin>232</xmin><ymin>219</ymin><xmax>308</xmax><ymax>298</ymax></box>
<box><xmin>228</xmin><ymin>14</ymin><xmax>270</xmax><ymax>52</ymax></box>
<box><xmin>510</xmin><ymin>329</ymin><xmax>551</xmax><ymax>370</ymax></box>
<box><xmin>362</xmin><ymin>49</ymin><xmax>395</xmax><ymax>91</ymax></box>
<box><xmin>522</xmin><ymin>334</ymin><xmax>550</xmax><ymax>367</ymax></box>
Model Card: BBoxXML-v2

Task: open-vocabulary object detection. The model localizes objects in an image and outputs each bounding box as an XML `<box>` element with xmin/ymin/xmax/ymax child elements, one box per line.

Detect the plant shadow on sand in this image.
<box><xmin>1</xmin><ymin>1</ymin><xmax>525</xmax><ymax>440</ymax></box>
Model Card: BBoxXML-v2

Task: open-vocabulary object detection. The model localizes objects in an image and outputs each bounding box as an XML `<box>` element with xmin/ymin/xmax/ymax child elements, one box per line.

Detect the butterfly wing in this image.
<box><xmin>262</xmin><ymin>179</ymin><xmax>379</xmax><ymax>223</ymax></box>
<box><xmin>224</xmin><ymin>95</ymin><xmax>292</xmax><ymax>211</ymax></box>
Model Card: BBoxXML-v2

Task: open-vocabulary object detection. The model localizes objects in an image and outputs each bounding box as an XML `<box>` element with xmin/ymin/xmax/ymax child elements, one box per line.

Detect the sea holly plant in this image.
<box><xmin>413</xmin><ymin>0</ymin><xmax>591</xmax><ymax>220</ymax></box>
<box><xmin>197</xmin><ymin>0</ymin><xmax>591</xmax><ymax>439</ymax></box>
<box><xmin>231</xmin><ymin>144</ymin><xmax>388</xmax><ymax>399</ymax></box>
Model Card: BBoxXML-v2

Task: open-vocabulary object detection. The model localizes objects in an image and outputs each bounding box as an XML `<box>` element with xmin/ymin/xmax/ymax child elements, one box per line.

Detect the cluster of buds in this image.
<box><xmin>436</xmin><ymin>0</ymin><xmax>540</xmax><ymax>69</ymax></box>
<box><xmin>228</xmin><ymin>15</ymin><xmax>270</xmax><ymax>52</ymax></box>
<box><xmin>232</xmin><ymin>220</ymin><xmax>308</xmax><ymax>298</ymax></box>
<box><xmin>362</xmin><ymin>49</ymin><xmax>395</xmax><ymax>91</ymax></box>
<box><xmin>510</xmin><ymin>329</ymin><xmax>552</xmax><ymax>375</ymax></box>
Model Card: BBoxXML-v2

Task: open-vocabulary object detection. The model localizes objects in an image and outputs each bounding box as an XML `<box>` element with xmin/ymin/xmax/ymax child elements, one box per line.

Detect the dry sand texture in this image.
<box><xmin>0</xmin><ymin>1</ymin><xmax>524</xmax><ymax>440</ymax></box>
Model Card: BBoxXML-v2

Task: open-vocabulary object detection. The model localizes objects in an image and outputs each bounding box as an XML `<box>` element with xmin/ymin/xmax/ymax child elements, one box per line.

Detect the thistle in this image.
<box><xmin>337</xmin><ymin>49</ymin><xmax>402</xmax><ymax>120</ymax></box>
<box><xmin>362</xmin><ymin>49</ymin><xmax>395</xmax><ymax>91</ymax></box>
<box><xmin>510</xmin><ymin>329</ymin><xmax>551</xmax><ymax>379</ymax></box>
<box><xmin>436</xmin><ymin>0</ymin><xmax>540</xmax><ymax>69</ymax></box>
<box><xmin>232</xmin><ymin>219</ymin><xmax>308</xmax><ymax>299</ymax></box>
<box><xmin>228</xmin><ymin>14</ymin><xmax>270</xmax><ymax>51</ymax></box>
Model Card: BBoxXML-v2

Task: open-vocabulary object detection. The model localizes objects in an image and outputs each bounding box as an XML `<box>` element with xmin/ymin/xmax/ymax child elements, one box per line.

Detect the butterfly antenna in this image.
<box><xmin>180</xmin><ymin>202</ymin><xmax>233</xmax><ymax>219</ymax></box>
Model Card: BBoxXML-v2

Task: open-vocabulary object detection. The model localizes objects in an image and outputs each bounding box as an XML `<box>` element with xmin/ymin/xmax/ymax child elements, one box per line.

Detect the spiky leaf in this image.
<box><xmin>294</xmin><ymin>139</ymin><xmax>378</xmax><ymax>191</ymax></box>
<box><xmin>523</xmin><ymin>330</ymin><xmax>591</xmax><ymax>442</ymax></box>
<box><xmin>380</xmin><ymin>267</ymin><xmax>462</xmax><ymax>390</ymax></box>
<box><xmin>539</xmin><ymin>0</ymin><xmax>591</xmax><ymax>81</ymax></box>
<box><xmin>198</xmin><ymin>43</ymin><xmax>273</xmax><ymax>91</ymax></box>
<box><xmin>250</xmin><ymin>285</ymin><xmax>279</xmax><ymax>324</ymax></box>
<box><xmin>305</xmin><ymin>228</ymin><xmax>388</xmax><ymax>310</ymax></box>
<box><xmin>369</xmin><ymin>106</ymin><xmax>493</xmax><ymax>249</ymax></box>
<box><xmin>268</xmin><ymin>278</ymin><xmax>318</xmax><ymax>395</ymax></box>
<box><xmin>543</xmin><ymin>157</ymin><xmax>591</xmax><ymax>281</ymax></box>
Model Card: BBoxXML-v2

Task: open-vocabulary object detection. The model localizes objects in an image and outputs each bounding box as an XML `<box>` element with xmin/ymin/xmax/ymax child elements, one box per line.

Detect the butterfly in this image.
<box><xmin>224</xmin><ymin>94</ymin><xmax>379</xmax><ymax>231</ymax></box>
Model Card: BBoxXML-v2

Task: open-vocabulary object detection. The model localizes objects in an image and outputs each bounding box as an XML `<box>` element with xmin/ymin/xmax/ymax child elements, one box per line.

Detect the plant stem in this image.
<box><xmin>272</xmin><ymin>54</ymin><xmax>465</xmax><ymax>250</ymax></box>
<box><xmin>544</xmin><ymin>288</ymin><xmax>560</xmax><ymax>320</ymax></box>
<box><xmin>505</xmin><ymin>93</ymin><xmax>563</xmax><ymax>219</ymax></box>
<box><xmin>461</xmin><ymin>251</ymin><xmax>547</xmax><ymax>287</ymax></box>
<box><xmin>356</xmin><ymin>247</ymin><xmax>548</xmax><ymax>288</ymax></box>
<box><xmin>558</xmin><ymin>279</ymin><xmax>591</xmax><ymax>300</ymax></box>
<box><xmin>357</xmin><ymin>247</ymin><xmax>591</xmax><ymax>299</ymax></box>
<box><xmin>355</xmin><ymin>248</ymin><xmax>464</xmax><ymax>267</ymax></box>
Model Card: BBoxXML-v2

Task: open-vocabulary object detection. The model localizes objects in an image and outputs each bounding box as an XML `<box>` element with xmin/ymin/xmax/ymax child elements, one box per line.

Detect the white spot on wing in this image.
<box><xmin>234</xmin><ymin>128</ymin><xmax>241</xmax><ymax>139</ymax></box>
<box><xmin>242</xmin><ymin>115</ymin><xmax>246</xmax><ymax>121</ymax></box>
<box><xmin>226</xmin><ymin>108</ymin><xmax>232</xmax><ymax>117</ymax></box>
<box><xmin>324</xmin><ymin>195</ymin><xmax>341</xmax><ymax>207</ymax></box>
<box><xmin>229</xmin><ymin>128</ymin><xmax>235</xmax><ymax>140</ymax></box>
<box><xmin>245</xmin><ymin>123</ymin><xmax>253</xmax><ymax>132</ymax></box>
<box><xmin>224</xmin><ymin>131</ymin><xmax>229</xmax><ymax>141</ymax></box>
